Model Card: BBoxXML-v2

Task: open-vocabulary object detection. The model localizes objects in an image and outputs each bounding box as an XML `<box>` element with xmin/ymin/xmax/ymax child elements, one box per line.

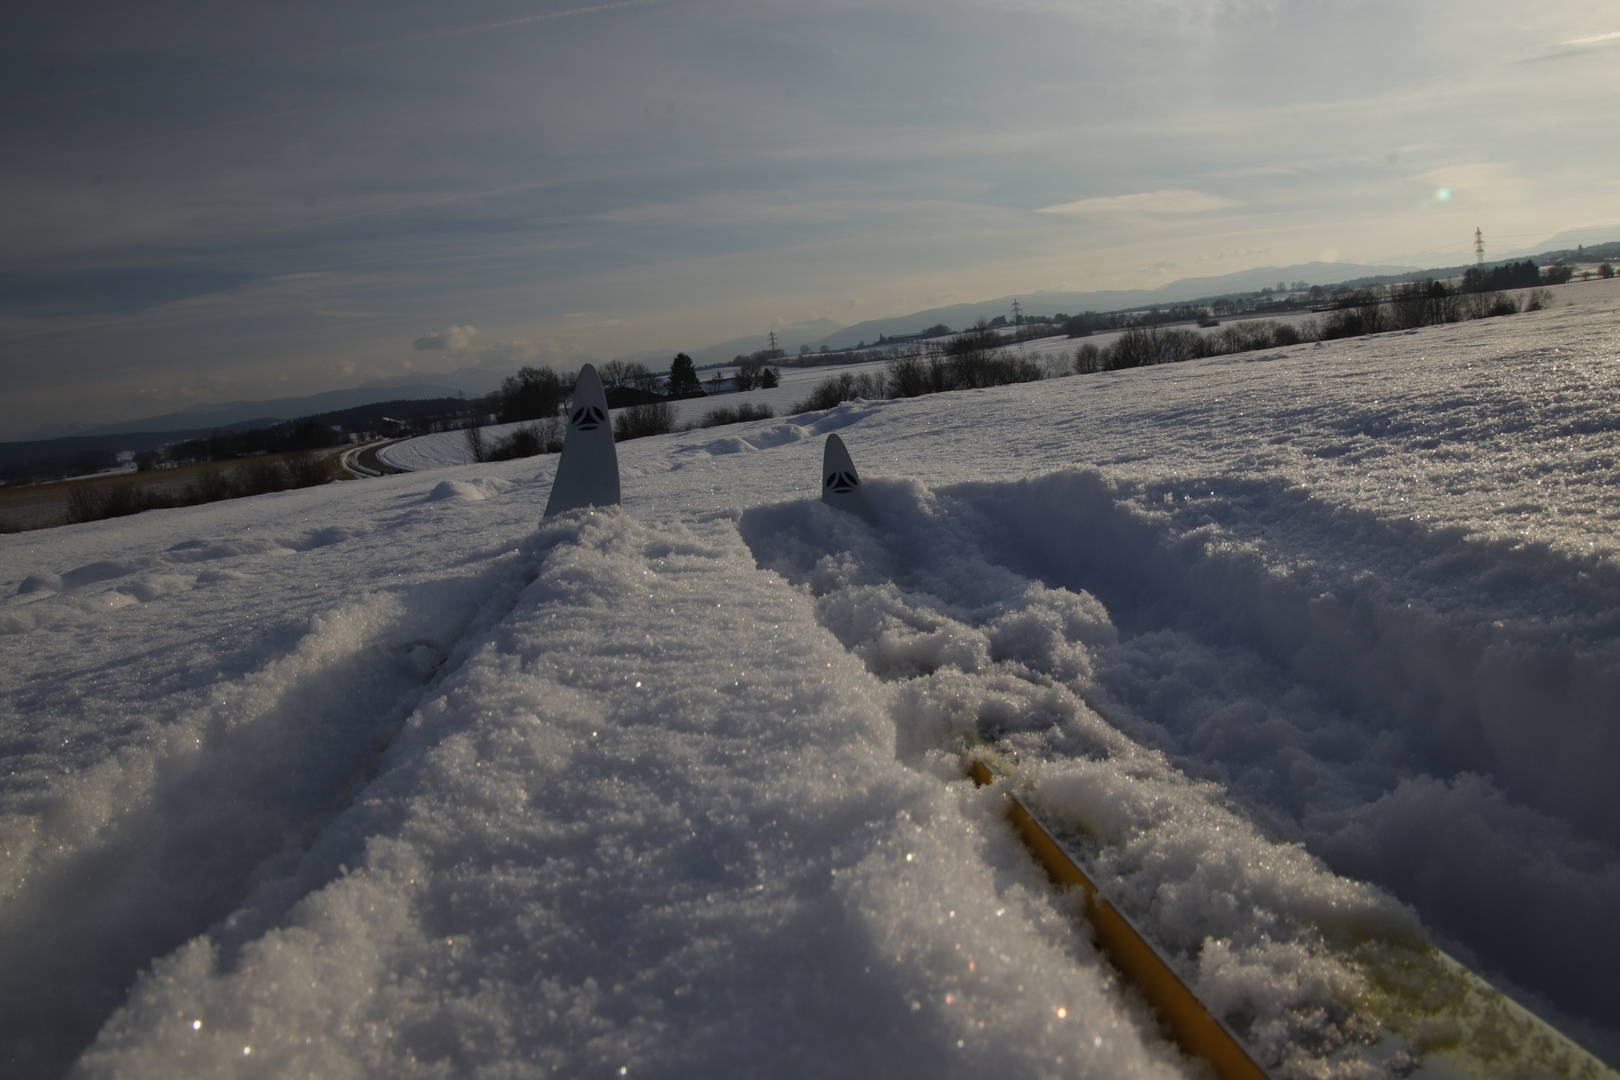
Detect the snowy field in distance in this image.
<box><xmin>2</xmin><ymin>278</ymin><xmax>1619</xmax><ymax>1077</ymax></box>
<box><xmin>380</xmin><ymin>356</ymin><xmax>901</xmax><ymax>472</ymax></box>
<box><xmin>377</xmin><ymin>305</ymin><xmax>1395</xmax><ymax>474</ymax></box>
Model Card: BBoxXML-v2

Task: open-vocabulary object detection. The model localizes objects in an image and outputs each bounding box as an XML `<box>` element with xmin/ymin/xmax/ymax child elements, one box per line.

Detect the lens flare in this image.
<box><xmin>1436</xmin><ymin>187</ymin><xmax>1452</xmax><ymax>202</ymax></box>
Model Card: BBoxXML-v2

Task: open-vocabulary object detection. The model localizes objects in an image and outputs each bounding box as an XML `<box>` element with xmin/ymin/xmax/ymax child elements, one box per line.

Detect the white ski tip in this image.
<box><xmin>543</xmin><ymin>364</ymin><xmax>622</xmax><ymax>519</ymax></box>
<box><xmin>821</xmin><ymin>434</ymin><xmax>873</xmax><ymax>520</ymax></box>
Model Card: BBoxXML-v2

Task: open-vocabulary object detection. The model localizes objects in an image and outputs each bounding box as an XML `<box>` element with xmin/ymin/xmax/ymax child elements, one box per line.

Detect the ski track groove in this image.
<box><xmin>739</xmin><ymin>468</ymin><xmax>1620</xmax><ymax>1065</ymax></box>
<box><xmin>0</xmin><ymin>524</ymin><xmax>554</xmax><ymax>1079</ymax></box>
<box><xmin>72</xmin><ymin>508</ymin><xmax>1195</xmax><ymax>1080</ymax></box>
<box><xmin>946</xmin><ymin>471</ymin><xmax>1620</xmax><ymax>1035</ymax></box>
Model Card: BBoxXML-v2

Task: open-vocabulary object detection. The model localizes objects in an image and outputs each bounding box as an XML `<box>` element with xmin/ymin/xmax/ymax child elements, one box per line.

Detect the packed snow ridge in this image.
<box><xmin>3</xmin><ymin>278</ymin><xmax>1619</xmax><ymax>1077</ymax></box>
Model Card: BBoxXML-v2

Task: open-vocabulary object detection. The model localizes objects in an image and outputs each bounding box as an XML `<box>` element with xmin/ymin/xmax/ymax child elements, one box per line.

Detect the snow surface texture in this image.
<box><xmin>3</xmin><ymin>278</ymin><xmax>1619</xmax><ymax>1076</ymax></box>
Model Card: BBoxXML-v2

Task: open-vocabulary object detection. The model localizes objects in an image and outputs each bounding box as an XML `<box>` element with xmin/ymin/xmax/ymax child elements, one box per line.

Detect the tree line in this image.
<box><xmin>790</xmin><ymin>269</ymin><xmax>1572</xmax><ymax>412</ymax></box>
<box><xmin>465</xmin><ymin>351</ymin><xmax>784</xmax><ymax>458</ymax></box>
<box><xmin>1068</xmin><ymin>269</ymin><xmax>1569</xmax><ymax>374</ymax></box>
<box><xmin>2</xmin><ymin>397</ymin><xmax>479</xmax><ymax>488</ymax></box>
<box><xmin>484</xmin><ymin>353</ymin><xmax>723</xmax><ymax>426</ymax></box>
<box><xmin>148</xmin><ymin>421</ymin><xmax>347</xmax><ymax>470</ymax></box>
<box><xmin>56</xmin><ymin>450</ymin><xmax>340</xmax><ymax>527</ymax></box>
<box><xmin>790</xmin><ymin>320</ymin><xmax>1045</xmax><ymax>411</ymax></box>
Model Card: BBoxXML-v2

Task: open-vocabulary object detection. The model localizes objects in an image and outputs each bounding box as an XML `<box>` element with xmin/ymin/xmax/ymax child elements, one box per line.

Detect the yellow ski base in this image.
<box><xmin>969</xmin><ymin>758</ymin><xmax>1272</xmax><ymax>1080</ymax></box>
<box><xmin>968</xmin><ymin>755</ymin><xmax>1619</xmax><ymax>1080</ymax></box>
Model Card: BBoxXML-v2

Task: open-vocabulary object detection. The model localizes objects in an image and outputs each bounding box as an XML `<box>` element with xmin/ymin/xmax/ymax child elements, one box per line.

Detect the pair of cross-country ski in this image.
<box><xmin>542</xmin><ymin>364</ymin><xmax>870</xmax><ymax>521</ymax></box>
<box><xmin>534</xmin><ymin>365</ymin><xmax>1617</xmax><ymax>1080</ymax></box>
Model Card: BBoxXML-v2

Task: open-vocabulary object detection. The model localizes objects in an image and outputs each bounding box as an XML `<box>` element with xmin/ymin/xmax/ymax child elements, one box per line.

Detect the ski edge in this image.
<box><xmin>968</xmin><ymin>757</ymin><xmax>1273</xmax><ymax>1080</ymax></box>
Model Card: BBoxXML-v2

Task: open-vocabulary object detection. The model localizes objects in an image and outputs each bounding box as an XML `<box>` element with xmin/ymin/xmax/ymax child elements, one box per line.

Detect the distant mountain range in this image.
<box><xmin>1508</xmin><ymin>226</ymin><xmax>1620</xmax><ymax>258</ymax></box>
<box><xmin>625</xmin><ymin>318</ymin><xmax>847</xmax><ymax>369</ymax></box>
<box><xmin>796</xmin><ymin>242</ymin><xmax>1618</xmax><ymax>350</ymax></box>
<box><xmin>811</xmin><ymin>261</ymin><xmax>1421</xmax><ymax>350</ymax></box>
<box><xmin>24</xmin><ymin>367</ymin><xmax>512</xmax><ymax>441</ymax></box>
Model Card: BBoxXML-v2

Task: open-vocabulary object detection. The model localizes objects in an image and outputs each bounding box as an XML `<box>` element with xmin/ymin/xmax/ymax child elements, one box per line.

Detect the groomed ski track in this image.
<box><xmin>3</xmin><ymin>279</ymin><xmax>1620</xmax><ymax>1076</ymax></box>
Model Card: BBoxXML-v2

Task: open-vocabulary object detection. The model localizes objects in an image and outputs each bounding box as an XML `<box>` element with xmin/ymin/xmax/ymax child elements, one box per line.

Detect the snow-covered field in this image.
<box><xmin>4</xmin><ymin>278</ymin><xmax>1619</xmax><ymax>1077</ymax></box>
<box><xmin>379</xmin><ymin>357</ymin><xmax>903</xmax><ymax>472</ymax></box>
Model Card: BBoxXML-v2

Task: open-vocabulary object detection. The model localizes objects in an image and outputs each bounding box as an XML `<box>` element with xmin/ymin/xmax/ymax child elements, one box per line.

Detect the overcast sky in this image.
<box><xmin>2</xmin><ymin>0</ymin><xmax>1617</xmax><ymax>438</ymax></box>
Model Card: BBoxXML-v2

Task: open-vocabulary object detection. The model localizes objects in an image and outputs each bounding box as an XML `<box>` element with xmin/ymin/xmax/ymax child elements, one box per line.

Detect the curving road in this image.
<box><xmin>339</xmin><ymin>440</ymin><xmax>408</xmax><ymax>477</ymax></box>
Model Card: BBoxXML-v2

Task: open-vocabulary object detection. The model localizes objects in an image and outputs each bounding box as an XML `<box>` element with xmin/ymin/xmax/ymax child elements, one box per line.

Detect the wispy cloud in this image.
<box><xmin>1559</xmin><ymin>30</ymin><xmax>1620</xmax><ymax>45</ymax></box>
<box><xmin>1037</xmin><ymin>190</ymin><xmax>1238</xmax><ymax>216</ymax></box>
<box><xmin>410</xmin><ymin>324</ymin><xmax>551</xmax><ymax>369</ymax></box>
<box><xmin>413</xmin><ymin>326</ymin><xmax>478</xmax><ymax>351</ymax></box>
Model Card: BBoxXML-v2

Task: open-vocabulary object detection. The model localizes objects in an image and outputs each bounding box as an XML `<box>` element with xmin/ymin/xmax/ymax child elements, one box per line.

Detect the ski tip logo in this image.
<box><xmin>825</xmin><ymin>470</ymin><xmax>859</xmax><ymax>493</ymax></box>
<box><xmin>571</xmin><ymin>405</ymin><xmax>607</xmax><ymax>431</ymax></box>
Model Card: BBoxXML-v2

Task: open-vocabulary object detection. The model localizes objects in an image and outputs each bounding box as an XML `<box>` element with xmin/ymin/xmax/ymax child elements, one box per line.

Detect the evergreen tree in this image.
<box><xmin>668</xmin><ymin>353</ymin><xmax>702</xmax><ymax>397</ymax></box>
